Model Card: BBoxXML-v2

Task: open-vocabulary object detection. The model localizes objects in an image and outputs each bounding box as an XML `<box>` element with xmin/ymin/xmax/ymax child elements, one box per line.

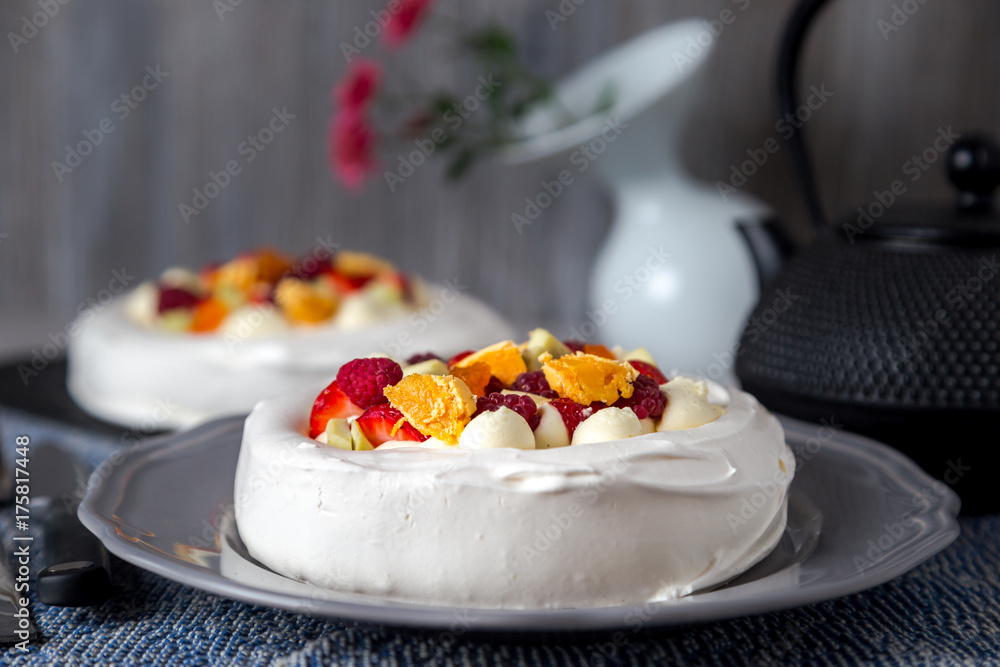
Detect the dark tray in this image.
<box><xmin>0</xmin><ymin>358</ymin><xmax>143</xmax><ymax>440</ymax></box>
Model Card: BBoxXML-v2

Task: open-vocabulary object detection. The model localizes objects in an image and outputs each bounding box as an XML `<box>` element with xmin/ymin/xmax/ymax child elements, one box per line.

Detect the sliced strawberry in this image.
<box><xmin>328</xmin><ymin>270</ymin><xmax>374</xmax><ymax>293</ymax></box>
<box><xmin>629</xmin><ymin>360</ymin><xmax>668</xmax><ymax>385</ymax></box>
<box><xmin>356</xmin><ymin>404</ymin><xmax>429</xmax><ymax>447</ymax></box>
<box><xmin>448</xmin><ymin>350</ymin><xmax>474</xmax><ymax>368</ymax></box>
<box><xmin>309</xmin><ymin>380</ymin><xmax>364</xmax><ymax>438</ymax></box>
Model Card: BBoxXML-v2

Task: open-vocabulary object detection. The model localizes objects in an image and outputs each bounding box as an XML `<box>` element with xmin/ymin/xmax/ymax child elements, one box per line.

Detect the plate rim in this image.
<box><xmin>78</xmin><ymin>415</ymin><xmax>961</xmax><ymax>633</ymax></box>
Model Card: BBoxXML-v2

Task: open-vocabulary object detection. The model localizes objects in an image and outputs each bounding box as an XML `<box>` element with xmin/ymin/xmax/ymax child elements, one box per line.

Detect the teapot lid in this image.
<box><xmin>840</xmin><ymin>135</ymin><xmax>1000</xmax><ymax>246</ymax></box>
<box><xmin>777</xmin><ymin>0</ymin><xmax>1000</xmax><ymax>246</ymax></box>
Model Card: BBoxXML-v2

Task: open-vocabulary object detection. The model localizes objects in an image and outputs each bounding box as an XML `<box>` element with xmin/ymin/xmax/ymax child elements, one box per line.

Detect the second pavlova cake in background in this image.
<box><xmin>67</xmin><ymin>247</ymin><xmax>514</xmax><ymax>429</ymax></box>
<box><xmin>236</xmin><ymin>329</ymin><xmax>795</xmax><ymax>609</ymax></box>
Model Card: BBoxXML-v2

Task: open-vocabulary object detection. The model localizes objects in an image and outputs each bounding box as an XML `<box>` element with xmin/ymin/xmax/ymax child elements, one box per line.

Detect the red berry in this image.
<box><xmin>511</xmin><ymin>371</ymin><xmax>558</xmax><ymax>399</ymax></box>
<box><xmin>357</xmin><ymin>404</ymin><xmax>429</xmax><ymax>447</ymax></box>
<box><xmin>474</xmin><ymin>392</ymin><xmax>540</xmax><ymax>430</ymax></box>
<box><xmin>484</xmin><ymin>375</ymin><xmax>505</xmax><ymax>395</ymax></box>
<box><xmin>309</xmin><ymin>380</ymin><xmax>364</xmax><ymax>438</ymax></box>
<box><xmin>614</xmin><ymin>374</ymin><xmax>666</xmax><ymax>420</ymax></box>
<box><xmin>289</xmin><ymin>253</ymin><xmax>334</xmax><ymax>281</ymax></box>
<box><xmin>563</xmin><ymin>340</ymin><xmax>586</xmax><ymax>353</ymax></box>
<box><xmin>448</xmin><ymin>350</ymin><xmax>474</xmax><ymax>368</ymax></box>
<box><xmin>548</xmin><ymin>398</ymin><xmax>593</xmax><ymax>437</ymax></box>
<box><xmin>336</xmin><ymin>357</ymin><xmax>404</xmax><ymax>410</ymax></box>
<box><xmin>629</xmin><ymin>360</ymin><xmax>668</xmax><ymax>385</ymax></box>
<box><xmin>406</xmin><ymin>352</ymin><xmax>442</xmax><ymax>364</ymax></box>
<box><xmin>157</xmin><ymin>287</ymin><xmax>202</xmax><ymax>313</ymax></box>
<box><xmin>330</xmin><ymin>269</ymin><xmax>375</xmax><ymax>292</ymax></box>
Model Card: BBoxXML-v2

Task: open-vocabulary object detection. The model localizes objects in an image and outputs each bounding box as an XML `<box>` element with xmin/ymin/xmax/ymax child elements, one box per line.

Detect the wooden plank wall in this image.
<box><xmin>2</xmin><ymin>0</ymin><xmax>999</xmax><ymax>336</ymax></box>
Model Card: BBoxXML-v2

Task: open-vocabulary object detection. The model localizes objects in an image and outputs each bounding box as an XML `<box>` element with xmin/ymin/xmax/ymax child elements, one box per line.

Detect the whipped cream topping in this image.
<box><xmin>67</xmin><ymin>286</ymin><xmax>516</xmax><ymax>429</ymax></box>
<box><xmin>235</xmin><ymin>379</ymin><xmax>794</xmax><ymax>609</ymax></box>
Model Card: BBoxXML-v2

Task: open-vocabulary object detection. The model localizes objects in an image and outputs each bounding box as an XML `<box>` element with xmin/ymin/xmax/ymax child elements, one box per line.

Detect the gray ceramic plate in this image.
<box><xmin>78</xmin><ymin>415</ymin><xmax>960</xmax><ymax>633</ymax></box>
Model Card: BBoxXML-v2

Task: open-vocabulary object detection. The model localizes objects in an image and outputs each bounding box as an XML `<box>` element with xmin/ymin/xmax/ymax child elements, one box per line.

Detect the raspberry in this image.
<box><xmin>157</xmin><ymin>287</ymin><xmax>202</xmax><ymax>313</ymax></box>
<box><xmin>512</xmin><ymin>371</ymin><xmax>558</xmax><ymax>399</ymax></box>
<box><xmin>548</xmin><ymin>398</ymin><xmax>593</xmax><ymax>437</ymax></box>
<box><xmin>335</xmin><ymin>357</ymin><xmax>404</xmax><ymax>410</ymax></box>
<box><xmin>563</xmin><ymin>340</ymin><xmax>586</xmax><ymax>353</ymax></box>
<box><xmin>474</xmin><ymin>392</ymin><xmax>540</xmax><ymax>430</ymax></box>
<box><xmin>406</xmin><ymin>352</ymin><xmax>442</xmax><ymax>365</ymax></box>
<box><xmin>484</xmin><ymin>375</ymin><xmax>505</xmax><ymax>395</ymax></box>
<box><xmin>629</xmin><ymin>360</ymin><xmax>668</xmax><ymax>385</ymax></box>
<box><xmin>614</xmin><ymin>374</ymin><xmax>665</xmax><ymax>420</ymax></box>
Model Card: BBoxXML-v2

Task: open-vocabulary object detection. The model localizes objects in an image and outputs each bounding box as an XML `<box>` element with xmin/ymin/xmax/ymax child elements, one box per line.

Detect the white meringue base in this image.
<box><xmin>67</xmin><ymin>286</ymin><xmax>516</xmax><ymax>429</ymax></box>
<box><xmin>234</xmin><ymin>380</ymin><xmax>794</xmax><ymax>609</ymax></box>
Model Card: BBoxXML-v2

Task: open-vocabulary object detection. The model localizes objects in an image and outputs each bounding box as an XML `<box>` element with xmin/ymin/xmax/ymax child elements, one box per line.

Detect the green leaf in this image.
<box><xmin>465</xmin><ymin>26</ymin><xmax>516</xmax><ymax>60</ymax></box>
<box><xmin>431</xmin><ymin>93</ymin><xmax>459</xmax><ymax>118</ymax></box>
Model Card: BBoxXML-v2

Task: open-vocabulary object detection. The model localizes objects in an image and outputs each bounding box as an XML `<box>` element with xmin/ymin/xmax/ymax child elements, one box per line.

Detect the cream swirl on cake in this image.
<box><xmin>67</xmin><ymin>247</ymin><xmax>514</xmax><ymax>429</ymax></box>
<box><xmin>234</xmin><ymin>331</ymin><xmax>794</xmax><ymax>609</ymax></box>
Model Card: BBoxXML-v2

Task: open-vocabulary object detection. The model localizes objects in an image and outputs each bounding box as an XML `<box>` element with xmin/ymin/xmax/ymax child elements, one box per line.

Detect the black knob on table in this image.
<box><xmin>947</xmin><ymin>134</ymin><xmax>1000</xmax><ymax>212</ymax></box>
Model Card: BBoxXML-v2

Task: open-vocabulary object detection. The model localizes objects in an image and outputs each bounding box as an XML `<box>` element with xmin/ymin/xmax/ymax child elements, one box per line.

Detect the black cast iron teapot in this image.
<box><xmin>735</xmin><ymin>0</ymin><xmax>1000</xmax><ymax>514</ymax></box>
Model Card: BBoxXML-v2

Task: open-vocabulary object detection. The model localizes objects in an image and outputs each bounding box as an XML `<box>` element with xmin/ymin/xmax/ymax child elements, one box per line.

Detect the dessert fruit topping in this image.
<box><xmin>540</xmin><ymin>352</ymin><xmax>639</xmax><ymax>406</ymax></box>
<box><xmin>628</xmin><ymin>360</ymin><xmax>668</xmax><ymax>385</ymax></box>
<box><xmin>309</xmin><ymin>380</ymin><xmax>365</xmax><ymax>438</ymax></box>
<box><xmin>474</xmin><ymin>392</ymin><xmax>541</xmax><ymax>430</ymax></box>
<box><xmin>382</xmin><ymin>374</ymin><xmax>477</xmax><ymax>444</ymax></box>
<box><xmin>306</xmin><ymin>329</ymin><xmax>723</xmax><ymax>448</ymax></box>
<box><xmin>336</xmin><ymin>357</ymin><xmax>403</xmax><ymax>409</ymax></box>
<box><xmin>133</xmin><ymin>247</ymin><xmax>419</xmax><ymax>334</ymax></box>
<box><xmin>356</xmin><ymin>403</ymin><xmax>430</xmax><ymax>446</ymax></box>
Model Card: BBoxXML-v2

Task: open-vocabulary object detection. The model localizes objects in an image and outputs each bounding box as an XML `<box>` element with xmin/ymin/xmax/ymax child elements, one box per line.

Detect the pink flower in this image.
<box><xmin>329</xmin><ymin>109</ymin><xmax>378</xmax><ymax>189</ymax></box>
<box><xmin>335</xmin><ymin>60</ymin><xmax>381</xmax><ymax>110</ymax></box>
<box><xmin>383</xmin><ymin>0</ymin><xmax>433</xmax><ymax>47</ymax></box>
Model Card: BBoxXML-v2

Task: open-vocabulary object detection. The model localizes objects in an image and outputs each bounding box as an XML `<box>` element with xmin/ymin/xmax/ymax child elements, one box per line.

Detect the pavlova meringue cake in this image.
<box><xmin>67</xmin><ymin>247</ymin><xmax>514</xmax><ymax>429</ymax></box>
<box><xmin>235</xmin><ymin>330</ymin><xmax>795</xmax><ymax>609</ymax></box>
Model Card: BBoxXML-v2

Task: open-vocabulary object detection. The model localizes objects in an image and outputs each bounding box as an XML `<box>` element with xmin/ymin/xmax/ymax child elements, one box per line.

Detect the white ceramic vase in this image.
<box><xmin>503</xmin><ymin>20</ymin><xmax>771</xmax><ymax>381</ymax></box>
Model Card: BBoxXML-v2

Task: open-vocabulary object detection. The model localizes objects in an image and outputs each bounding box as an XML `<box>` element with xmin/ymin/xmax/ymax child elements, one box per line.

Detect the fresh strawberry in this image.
<box><xmin>448</xmin><ymin>350</ymin><xmax>474</xmax><ymax>368</ymax></box>
<box><xmin>629</xmin><ymin>360</ymin><xmax>668</xmax><ymax>385</ymax></box>
<box><xmin>328</xmin><ymin>270</ymin><xmax>374</xmax><ymax>293</ymax></box>
<box><xmin>336</xmin><ymin>357</ymin><xmax>404</xmax><ymax>409</ymax></box>
<box><xmin>309</xmin><ymin>380</ymin><xmax>364</xmax><ymax>438</ymax></box>
<box><xmin>357</xmin><ymin>404</ymin><xmax>429</xmax><ymax>447</ymax></box>
<box><xmin>548</xmin><ymin>398</ymin><xmax>594</xmax><ymax>438</ymax></box>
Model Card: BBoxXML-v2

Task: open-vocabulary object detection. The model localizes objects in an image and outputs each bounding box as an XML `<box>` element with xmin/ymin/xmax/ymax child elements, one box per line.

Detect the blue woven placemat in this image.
<box><xmin>2</xmin><ymin>407</ymin><xmax>997</xmax><ymax>666</ymax></box>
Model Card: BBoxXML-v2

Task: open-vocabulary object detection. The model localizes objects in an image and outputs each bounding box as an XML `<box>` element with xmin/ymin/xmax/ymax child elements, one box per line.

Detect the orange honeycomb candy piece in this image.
<box><xmin>583</xmin><ymin>343</ymin><xmax>616</xmax><ymax>360</ymax></box>
<box><xmin>383</xmin><ymin>374</ymin><xmax>476</xmax><ymax>444</ymax></box>
<box><xmin>540</xmin><ymin>352</ymin><xmax>639</xmax><ymax>405</ymax></box>
<box><xmin>452</xmin><ymin>340</ymin><xmax>527</xmax><ymax>387</ymax></box>
<box><xmin>214</xmin><ymin>256</ymin><xmax>258</xmax><ymax>293</ymax></box>
<box><xmin>254</xmin><ymin>247</ymin><xmax>293</xmax><ymax>284</ymax></box>
<box><xmin>450</xmin><ymin>362</ymin><xmax>492</xmax><ymax>397</ymax></box>
<box><xmin>335</xmin><ymin>250</ymin><xmax>395</xmax><ymax>278</ymax></box>
<box><xmin>274</xmin><ymin>278</ymin><xmax>338</xmax><ymax>324</ymax></box>
<box><xmin>191</xmin><ymin>298</ymin><xmax>228</xmax><ymax>333</ymax></box>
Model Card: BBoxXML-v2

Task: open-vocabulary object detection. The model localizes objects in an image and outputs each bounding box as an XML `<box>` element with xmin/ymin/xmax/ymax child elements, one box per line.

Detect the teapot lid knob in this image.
<box><xmin>947</xmin><ymin>134</ymin><xmax>1000</xmax><ymax>212</ymax></box>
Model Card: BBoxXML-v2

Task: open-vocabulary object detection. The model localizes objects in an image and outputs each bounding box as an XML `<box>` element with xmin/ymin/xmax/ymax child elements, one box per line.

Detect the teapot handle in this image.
<box><xmin>776</xmin><ymin>0</ymin><xmax>835</xmax><ymax>231</ymax></box>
